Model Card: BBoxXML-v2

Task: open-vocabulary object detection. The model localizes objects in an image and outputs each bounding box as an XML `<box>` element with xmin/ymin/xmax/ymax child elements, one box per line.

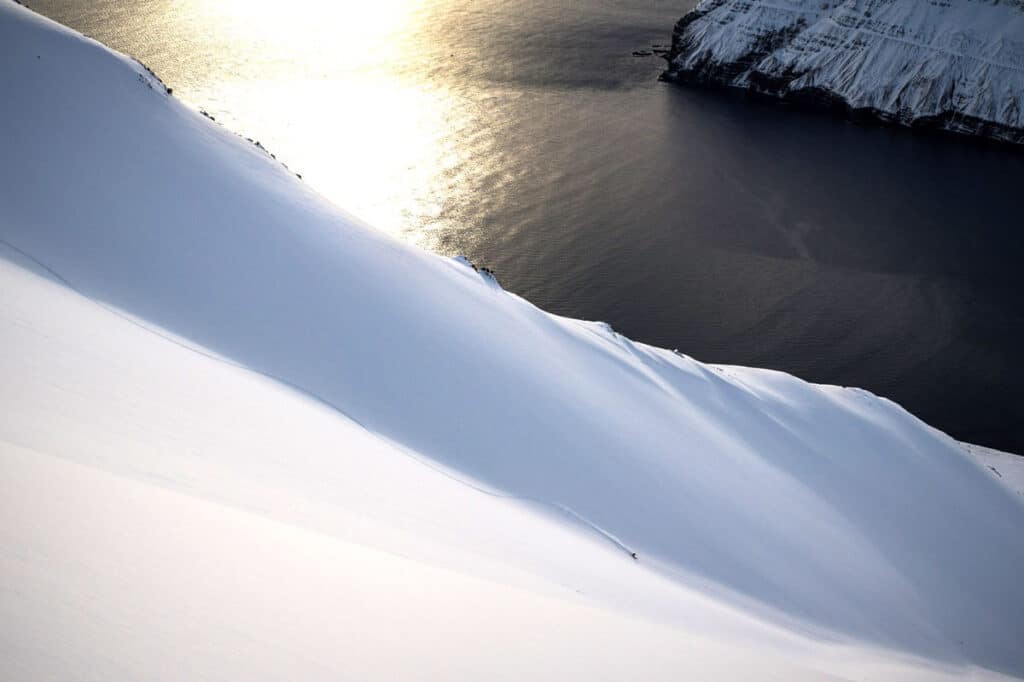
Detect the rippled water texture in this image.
<box><xmin>31</xmin><ymin>0</ymin><xmax>1024</xmax><ymax>452</ymax></box>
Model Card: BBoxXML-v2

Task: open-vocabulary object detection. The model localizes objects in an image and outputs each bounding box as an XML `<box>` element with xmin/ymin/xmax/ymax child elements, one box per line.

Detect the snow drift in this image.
<box><xmin>663</xmin><ymin>0</ymin><xmax>1024</xmax><ymax>144</ymax></box>
<box><xmin>1</xmin><ymin>1</ymin><xmax>1022</xmax><ymax>679</ymax></box>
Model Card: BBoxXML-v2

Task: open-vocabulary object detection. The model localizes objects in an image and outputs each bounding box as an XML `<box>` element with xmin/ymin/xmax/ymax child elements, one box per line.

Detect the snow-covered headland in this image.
<box><xmin>662</xmin><ymin>0</ymin><xmax>1024</xmax><ymax>144</ymax></box>
<box><xmin>1</xmin><ymin>1</ymin><xmax>1023</xmax><ymax>679</ymax></box>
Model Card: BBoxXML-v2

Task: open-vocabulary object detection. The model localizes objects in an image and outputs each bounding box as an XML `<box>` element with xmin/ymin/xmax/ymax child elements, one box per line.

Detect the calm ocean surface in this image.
<box><xmin>30</xmin><ymin>0</ymin><xmax>1024</xmax><ymax>452</ymax></box>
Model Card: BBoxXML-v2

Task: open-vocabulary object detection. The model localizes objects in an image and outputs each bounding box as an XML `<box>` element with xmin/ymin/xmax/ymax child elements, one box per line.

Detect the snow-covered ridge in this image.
<box><xmin>663</xmin><ymin>0</ymin><xmax>1024</xmax><ymax>144</ymax></box>
<box><xmin>1</xmin><ymin>1</ymin><xmax>1024</xmax><ymax>679</ymax></box>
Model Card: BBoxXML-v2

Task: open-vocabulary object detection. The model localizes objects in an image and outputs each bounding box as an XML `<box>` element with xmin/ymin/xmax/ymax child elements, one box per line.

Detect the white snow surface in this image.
<box><xmin>963</xmin><ymin>443</ymin><xmax>1024</xmax><ymax>496</ymax></box>
<box><xmin>0</xmin><ymin>1</ymin><xmax>1022</xmax><ymax>679</ymax></box>
<box><xmin>666</xmin><ymin>0</ymin><xmax>1024</xmax><ymax>142</ymax></box>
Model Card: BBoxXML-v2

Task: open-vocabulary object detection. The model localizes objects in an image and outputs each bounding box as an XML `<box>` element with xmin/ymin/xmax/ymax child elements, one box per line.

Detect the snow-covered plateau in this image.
<box><xmin>663</xmin><ymin>0</ymin><xmax>1024</xmax><ymax>144</ymax></box>
<box><xmin>0</xmin><ymin>1</ymin><xmax>1022</xmax><ymax>679</ymax></box>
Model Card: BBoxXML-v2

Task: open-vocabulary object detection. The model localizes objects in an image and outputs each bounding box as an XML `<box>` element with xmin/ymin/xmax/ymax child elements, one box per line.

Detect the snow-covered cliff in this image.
<box><xmin>663</xmin><ymin>0</ymin><xmax>1024</xmax><ymax>144</ymax></box>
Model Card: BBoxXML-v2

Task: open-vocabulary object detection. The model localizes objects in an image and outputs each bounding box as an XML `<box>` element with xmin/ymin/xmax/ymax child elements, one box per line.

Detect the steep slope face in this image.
<box><xmin>3</xmin><ymin>247</ymin><xmax>858</xmax><ymax>682</ymax></box>
<box><xmin>663</xmin><ymin>0</ymin><xmax>1024</xmax><ymax>144</ymax></box>
<box><xmin>964</xmin><ymin>444</ymin><xmax>1024</xmax><ymax>496</ymax></box>
<box><xmin>1</xmin><ymin>1</ymin><xmax>1024</xmax><ymax>678</ymax></box>
<box><xmin>0</xmin><ymin>214</ymin><xmax>1012</xmax><ymax>682</ymax></box>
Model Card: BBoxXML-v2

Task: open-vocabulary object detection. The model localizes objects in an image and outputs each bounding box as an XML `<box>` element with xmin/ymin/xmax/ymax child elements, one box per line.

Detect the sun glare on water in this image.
<box><xmin>164</xmin><ymin>0</ymin><xmax>476</xmax><ymax>250</ymax></box>
<box><xmin>200</xmin><ymin>0</ymin><xmax>420</xmax><ymax>67</ymax></box>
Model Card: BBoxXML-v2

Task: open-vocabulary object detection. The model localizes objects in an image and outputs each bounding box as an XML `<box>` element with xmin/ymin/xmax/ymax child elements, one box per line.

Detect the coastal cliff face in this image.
<box><xmin>663</xmin><ymin>0</ymin><xmax>1024</xmax><ymax>144</ymax></box>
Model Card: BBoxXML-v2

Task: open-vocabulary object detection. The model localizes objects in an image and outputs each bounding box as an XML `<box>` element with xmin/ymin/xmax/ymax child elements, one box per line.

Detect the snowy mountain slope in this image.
<box><xmin>4</xmin><ymin>242</ymin><xmax>967</xmax><ymax>682</ymax></box>
<box><xmin>3</xmin><ymin>451</ymin><xmax>837</xmax><ymax>682</ymax></box>
<box><xmin>963</xmin><ymin>443</ymin><xmax>1024</xmax><ymax>496</ymax></box>
<box><xmin>1</xmin><ymin>1</ymin><xmax>1023</xmax><ymax>679</ymax></box>
<box><xmin>663</xmin><ymin>0</ymin><xmax>1024</xmax><ymax>144</ymax></box>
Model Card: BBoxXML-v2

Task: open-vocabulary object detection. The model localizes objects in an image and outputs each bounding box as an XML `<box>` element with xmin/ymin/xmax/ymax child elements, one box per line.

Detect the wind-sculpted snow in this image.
<box><xmin>664</xmin><ymin>0</ymin><xmax>1024</xmax><ymax>144</ymax></box>
<box><xmin>1</xmin><ymin>1</ymin><xmax>1023</xmax><ymax>679</ymax></box>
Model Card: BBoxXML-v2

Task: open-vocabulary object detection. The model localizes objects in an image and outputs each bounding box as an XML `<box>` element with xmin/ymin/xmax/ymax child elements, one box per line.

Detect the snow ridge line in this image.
<box><xmin>0</xmin><ymin>237</ymin><xmax>373</xmax><ymax>429</ymax></box>
<box><xmin>0</xmin><ymin>237</ymin><xmax>640</xmax><ymax>561</ymax></box>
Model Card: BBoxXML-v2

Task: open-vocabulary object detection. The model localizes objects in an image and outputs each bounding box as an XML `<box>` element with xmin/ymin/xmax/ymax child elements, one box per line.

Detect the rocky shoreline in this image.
<box><xmin>661</xmin><ymin>0</ymin><xmax>1024</xmax><ymax>146</ymax></box>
